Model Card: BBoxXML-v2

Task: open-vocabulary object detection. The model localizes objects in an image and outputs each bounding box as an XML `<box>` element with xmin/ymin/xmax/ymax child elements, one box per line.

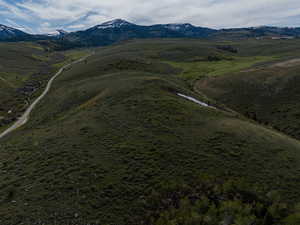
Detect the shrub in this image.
<box><xmin>141</xmin><ymin>176</ymin><xmax>298</xmax><ymax>225</ymax></box>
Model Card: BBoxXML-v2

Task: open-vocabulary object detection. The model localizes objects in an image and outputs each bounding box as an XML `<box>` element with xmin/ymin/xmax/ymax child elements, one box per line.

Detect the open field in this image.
<box><xmin>52</xmin><ymin>48</ymin><xmax>93</xmax><ymax>69</ymax></box>
<box><xmin>167</xmin><ymin>55</ymin><xmax>277</xmax><ymax>82</ymax></box>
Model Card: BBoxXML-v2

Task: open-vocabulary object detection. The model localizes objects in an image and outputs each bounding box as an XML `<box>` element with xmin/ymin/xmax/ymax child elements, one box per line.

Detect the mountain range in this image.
<box><xmin>0</xmin><ymin>24</ymin><xmax>31</xmax><ymax>41</ymax></box>
<box><xmin>1</xmin><ymin>19</ymin><xmax>300</xmax><ymax>48</ymax></box>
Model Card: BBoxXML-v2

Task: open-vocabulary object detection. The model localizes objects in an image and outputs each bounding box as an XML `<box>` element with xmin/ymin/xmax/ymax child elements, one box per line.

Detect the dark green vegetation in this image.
<box><xmin>1</xmin><ymin>39</ymin><xmax>300</xmax><ymax>224</ymax></box>
<box><xmin>214</xmin><ymin>26</ymin><xmax>300</xmax><ymax>40</ymax></box>
<box><xmin>0</xmin><ymin>42</ymin><xmax>64</xmax><ymax>128</ymax></box>
<box><xmin>146</xmin><ymin>176</ymin><xmax>300</xmax><ymax>225</ymax></box>
<box><xmin>197</xmin><ymin>39</ymin><xmax>300</xmax><ymax>140</ymax></box>
<box><xmin>0</xmin><ymin>42</ymin><xmax>90</xmax><ymax>129</ymax></box>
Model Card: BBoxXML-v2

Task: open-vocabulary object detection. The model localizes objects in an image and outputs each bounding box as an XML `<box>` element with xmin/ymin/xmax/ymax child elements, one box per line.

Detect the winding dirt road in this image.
<box><xmin>0</xmin><ymin>54</ymin><xmax>92</xmax><ymax>140</ymax></box>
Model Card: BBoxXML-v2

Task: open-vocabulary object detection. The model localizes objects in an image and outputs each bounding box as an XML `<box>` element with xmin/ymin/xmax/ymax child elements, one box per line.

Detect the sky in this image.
<box><xmin>0</xmin><ymin>0</ymin><xmax>300</xmax><ymax>34</ymax></box>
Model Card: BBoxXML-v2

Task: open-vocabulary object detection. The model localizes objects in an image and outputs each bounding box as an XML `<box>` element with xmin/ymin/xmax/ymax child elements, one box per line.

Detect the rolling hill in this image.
<box><xmin>0</xmin><ymin>42</ymin><xmax>90</xmax><ymax>131</ymax></box>
<box><xmin>1</xmin><ymin>39</ymin><xmax>300</xmax><ymax>224</ymax></box>
<box><xmin>195</xmin><ymin>39</ymin><xmax>300</xmax><ymax>140</ymax></box>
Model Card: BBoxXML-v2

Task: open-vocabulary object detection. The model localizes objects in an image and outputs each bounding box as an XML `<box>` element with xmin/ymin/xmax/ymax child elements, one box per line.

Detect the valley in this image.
<box><xmin>0</xmin><ymin>52</ymin><xmax>93</xmax><ymax>139</ymax></box>
<box><xmin>0</xmin><ymin>42</ymin><xmax>91</xmax><ymax>132</ymax></box>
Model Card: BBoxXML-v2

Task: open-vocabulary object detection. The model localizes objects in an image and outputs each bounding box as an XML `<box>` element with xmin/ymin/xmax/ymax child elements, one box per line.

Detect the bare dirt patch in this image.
<box><xmin>272</xmin><ymin>58</ymin><xmax>300</xmax><ymax>68</ymax></box>
<box><xmin>240</xmin><ymin>68</ymin><xmax>261</xmax><ymax>73</ymax></box>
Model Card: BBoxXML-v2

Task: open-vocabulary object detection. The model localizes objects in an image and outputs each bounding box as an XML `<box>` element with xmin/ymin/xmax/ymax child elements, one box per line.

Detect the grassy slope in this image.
<box><xmin>167</xmin><ymin>55</ymin><xmax>276</xmax><ymax>81</ymax></box>
<box><xmin>1</xmin><ymin>39</ymin><xmax>300</xmax><ymax>224</ymax></box>
<box><xmin>0</xmin><ymin>42</ymin><xmax>57</xmax><ymax>88</ymax></box>
<box><xmin>0</xmin><ymin>42</ymin><xmax>91</xmax><ymax>129</ymax></box>
<box><xmin>52</xmin><ymin>48</ymin><xmax>93</xmax><ymax>69</ymax></box>
<box><xmin>197</xmin><ymin>39</ymin><xmax>300</xmax><ymax>140</ymax></box>
<box><xmin>0</xmin><ymin>42</ymin><xmax>65</xmax><ymax>121</ymax></box>
<box><xmin>167</xmin><ymin>38</ymin><xmax>300</xmax><ymax>80</ymax></box>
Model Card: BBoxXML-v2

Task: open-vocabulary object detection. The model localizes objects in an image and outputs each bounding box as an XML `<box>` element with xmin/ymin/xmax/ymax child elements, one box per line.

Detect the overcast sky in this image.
<box><xmin>0</xmin><ymin>0</ymin><xmax>300</xmax><ymax>34</ymax></box>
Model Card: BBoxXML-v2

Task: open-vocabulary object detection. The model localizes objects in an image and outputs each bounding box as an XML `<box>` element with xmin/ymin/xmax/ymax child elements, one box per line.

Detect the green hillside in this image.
<box><xmin>1</xmin><ymin>39</ymin><xmax>300</xmax><ymax>224</ymax></box>
<box><xmin>196</xmin><ymin>41</ymin><xmax>300</xmax><ymax>140</ymax></box>
<box><xmin>0</xmin><ymin>42</ymin><xmax>90</xmax><ymax>131</ymax></box>
<box><xmin>0</xmin><ymin>42</ymin><xmax>63</xmax><ymax>128</ymax></box>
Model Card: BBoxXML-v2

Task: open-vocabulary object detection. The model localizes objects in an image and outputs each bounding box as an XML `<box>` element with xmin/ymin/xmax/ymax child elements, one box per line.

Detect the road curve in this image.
<box><xmin>0</xmin><ymin>54</ymin><xmax>93</xmax><ymax>140</ymax></box>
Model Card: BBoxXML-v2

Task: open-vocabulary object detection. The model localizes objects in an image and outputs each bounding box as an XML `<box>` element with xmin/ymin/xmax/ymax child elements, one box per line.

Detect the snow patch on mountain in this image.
<box><xmin>57</xmin><ymin>29</ymin><xmax>68</xmax><ymax>35</ymax></box>
<box><xmin>43</xmin><ymin>29</ymin><xmax>68</xmax><ymax>37</ymax></box>
<box><xmin>0</xmin><ymin>25</ymin><xmax>16</xmax><ymax>34</ymax></box>
<box><xmin>96</xmin><ymin>19</ymin><xmax>134</xmax><ymax>29</ymax></box>
<box><xmin>164</xmin><ymin>23</ymin><xmax>194</xmax><ymax>31</ymax></box>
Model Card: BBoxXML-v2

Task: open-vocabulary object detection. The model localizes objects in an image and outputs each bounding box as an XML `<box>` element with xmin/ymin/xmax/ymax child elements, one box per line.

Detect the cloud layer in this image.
<box><xmin>0</xmin><ymin>0</ymin><xmax>300</xmax><ymax>33</ymax></box>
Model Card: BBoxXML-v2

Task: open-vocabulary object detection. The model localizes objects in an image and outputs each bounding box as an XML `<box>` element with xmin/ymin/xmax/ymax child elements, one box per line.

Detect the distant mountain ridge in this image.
<box><xmin>1</xmin><ymin>19</ymin><xmax>300</xmax><ymax>48</ymax></box>
<box><xmin>58</xmin><ymin>19</ymin><xmax>217</xmax><ymax>48</ymax></box>
<box><xmin>94</xmin><ymin>19</ymin><xmax>135</xmax><ymax>29</ymax></box>
<box><xmin>218</xmin><ymin>26</ymin><xmax>300</xmax><ymax>39</ymax></box>
<box><xmin>0</xmin><ymin>24</ymin><xmax>31</xmax><ymax>41</ymax></box>
<box><xmin>0</xmin><ymin>24</ymin><xmax>58</xmax><ymax>42</ymax></box>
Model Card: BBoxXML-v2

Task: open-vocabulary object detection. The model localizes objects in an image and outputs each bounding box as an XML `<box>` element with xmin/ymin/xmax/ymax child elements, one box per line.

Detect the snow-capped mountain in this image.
<box><xmin>0</xmin><ymin>24</ymin><xmax>15</xmax><ymax>32</ymax></box>
<box><xmin>57</xmin><ymin>29</ymin><xmax>69</xmax><ymax>35</ymax></box>
<box><xmin>2</xmin><ymin>19</ymin><xmax>300</xmax><ymax>48</ymax></box>
<box><xmin>150</xmin><ymin>22</ymin><xmax>215</xmax><ymax>37</ymax></box>
<box><xmin>0</xmin><ymin>24</ymin><xmax>30</xmax><ymax>40</ymax></box>
<box><xmin>95</xmin><ymin>19</ymin><xmax>135</xmax><ymax>29</ymax></box>
<box><xmin>0</xmin><ymin>24</ymin><xmax>68</xmax><ymax>42</ymax></box>
<box><xmin>44</xmin><ymin>30</ymin><xmax>69</xmax><ymax>37</ymax></box>
<box><xmin>162</xmin><ymin>23</ymin><xmax>194</xmax><ymax>31</ymax></box>
<box><xmin>44</xmin><ymin>32</ymin><xmax>59</xmax><ymax>37</ymax></box>
<box><xmin>62</xmin><ymin>19</ymin><xmax>216</xmax><ymax>47</ymax></box>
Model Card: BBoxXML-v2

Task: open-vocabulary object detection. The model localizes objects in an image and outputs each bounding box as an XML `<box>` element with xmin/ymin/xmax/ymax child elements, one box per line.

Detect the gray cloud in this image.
<box><xmin>1</xmin><ymin>0</ymin><xmax>300</xmax><ymax>33</ymax></box>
